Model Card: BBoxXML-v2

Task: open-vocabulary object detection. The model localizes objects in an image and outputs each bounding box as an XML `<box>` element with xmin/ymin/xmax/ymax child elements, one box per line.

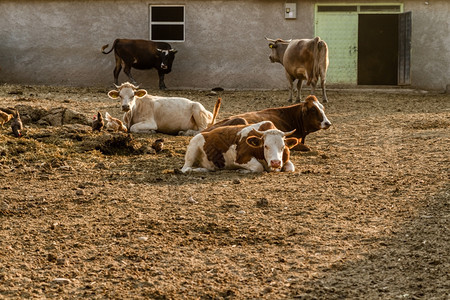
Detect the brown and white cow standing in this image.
<box><xmin>108</xmin><ymin>82</ymin><xmax>219</xmax><ymax>135</ymax></box>
<box><xmin>182</xmin><ymin>121</ymin><xmax>299</xmax><ymax>173</ymax></box>
<box><xmin>204</xmin><ymin>95</ymin><xmax>331</xmax><ymax>151</ymax></box>
<box><xmin>266</xmin><ymin>37</ymin><xmax>329</xmax><ymax>102</ymax></box>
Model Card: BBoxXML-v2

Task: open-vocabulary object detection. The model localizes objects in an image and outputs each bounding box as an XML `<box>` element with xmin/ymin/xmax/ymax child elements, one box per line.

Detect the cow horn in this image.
<box><xmin>280</xmin><ymin>39</ymin><xmax>292</xmax><ymax>44</ymax></box>
<box><xmin>265</xmin><ymin>37</ymin><xmax>277</xmax><ymax>42</ymax></box>
<box><xmin>156</xmin><ymin>48</ymin><xmax>163</xmax><ymax>52</ymax></box>
<box><xmin>169</xmin><ymin>49</ymin><xmax>177</xmax><ymax>53</ymax></box>
<box><xmin>250</xmin><ymin>129</ymin><xmax>264</xmax><ymax>137</ymax></box>
<box><xmin>284</xmin><ymin>129</ymin><xmax>296</xmax><ymax>137</ymax></box>
<box><xmin>114</xmin><ymin>84</ymin><xmax>120</xmax><ymax>89</ymax></box>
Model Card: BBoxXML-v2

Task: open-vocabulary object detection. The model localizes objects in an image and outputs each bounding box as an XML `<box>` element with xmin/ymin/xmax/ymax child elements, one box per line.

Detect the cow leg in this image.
<box><xmin>191</xmin><ymin>103</ymin><xmax>213</xmax><ymax>131</ymax></box>
<box><xmin>282</xmin><ymin>160</ymin><xmax>295</xmax><ymax>172</ymax></box>
<box><xmin>286</xmin><ymin>73</ymin><xmax>295</xmax><ymax>102</ymax></box>
<box><xmin>296</xmin><ymin>79</ymin><xmax>304</xmax><ymax>103</ymax></box>
<box><xmin>321</xmin><ymin>76</ymin><xmax>328</xmax><ymax>103</ymax></box>
<box><xmin>238</xmin><ymin>157</ymin><xmax>265</xmax><ymax>173</ymax></box>
<box><xmin>129</xmin><ymin>121</ymin><xmax>157</xmax><ymax>133</ymax></box>
<box><xmin>158</xmin><ymin>70</ymin><xmax>167</xmax><ymax>90</ymax></box>
<box><xmin>182</xmin><ymin>135</ymin><xmax>201</xmax><ymax>173</ymax></box>
<box><xmin>182</xmin><ymin>135</ymin><xmax>215</xmax><ymax>173</ymax></box>
<box><xmin>309</xmin><ymin>80</ymin><xmax>317</xmax><ymax>99</ymax></box>
<box><xmin>291</xmin><ymin>134</ymin><xmax>311</xmax><ymax>151</ymax></box>
<box><xmin>178</xmin><ymin>129</ymin><xmax>200</xmax><ymax>136</ymax></box>
<box><xmin>123</xmin><ymin>64</ymin><xmax>138</xmax><ymax>85</ymax></box>
<box><xmin>180</xmin><ymin>103</ymin><xmax>212</xmax><ymax>134</ymax></box>
<box><xmin>113</xmin><ymin>55</ymin><xmax>122</xmax><ymax>85</ymax></box>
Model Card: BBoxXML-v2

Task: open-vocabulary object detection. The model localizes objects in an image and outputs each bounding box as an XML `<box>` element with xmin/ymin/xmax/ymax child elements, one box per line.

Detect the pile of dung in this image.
<box><xmin>88</xmin><ymin>133</ymin><xmax>148</xmax><ymax>155</ymax></box>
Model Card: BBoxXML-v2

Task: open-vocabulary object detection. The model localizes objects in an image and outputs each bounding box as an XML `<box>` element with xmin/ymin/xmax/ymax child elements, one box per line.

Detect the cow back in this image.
<box><xmin>114</xmin><ymin>39</ymin><xmax>173</xmax><ymax>71</ymax></box>
<box><xmin>227</xmin><ymin>106</ymin><xmax>300</xmax><ymax>136</ymax></box>
<box><xmin>202</xmin><ymin>125</ymin><xmax>244</xmax><ymax>168</ymax></box>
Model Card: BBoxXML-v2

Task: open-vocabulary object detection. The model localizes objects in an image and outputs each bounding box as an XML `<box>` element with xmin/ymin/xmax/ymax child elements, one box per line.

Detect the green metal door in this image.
<box><xmin>315</xmin><ymin>13</ymin><xmax>358</xmax><ymax>84</ymax></box>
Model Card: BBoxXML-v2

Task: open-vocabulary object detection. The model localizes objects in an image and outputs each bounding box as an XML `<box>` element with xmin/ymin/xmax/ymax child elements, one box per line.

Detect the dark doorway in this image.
<box><xmin>358</xmin><ymin>14</ymin><xmax>398</xmax><ymax>85</ymax></box>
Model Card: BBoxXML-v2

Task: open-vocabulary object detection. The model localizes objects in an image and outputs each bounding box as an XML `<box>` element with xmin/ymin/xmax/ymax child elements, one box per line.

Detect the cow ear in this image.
<box><xmin>269</xmin><ymin>43</ymin><xmax>277</xmax><ymax>49</ymax></box>
<box><xmin>246</xmin><ymin>136</ymin><xmax>263</xmax><ymax>148</ymax></box>
<box><xmin>284</xmin><ymin>138</ymin><xmax>299</xmax><ymax>149</ymax></box>
<box><xmin>305</xmin><ymin>95</ymin><xmax>317</xmax><ymax>108</ymax></box>
<box><xmin>134</xmin><ymin>89</ymin><xmax>147</xmax><ymax>98</ymax></box>
<box><xmin>108</xmin><ymin>90</ymin><xmax>120</xmax><ymax>99</ymax></box>
<box><xmin>302</xmin><ymin>95</ymin><xmax>316</xmax><ymax>112</ymax></box>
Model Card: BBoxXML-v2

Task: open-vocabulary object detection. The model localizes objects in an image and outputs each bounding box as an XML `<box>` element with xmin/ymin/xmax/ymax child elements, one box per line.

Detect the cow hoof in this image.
<box><xmin>181</xmin><ymin>167</ymin><xmax>192</xmax><ymax>173</ymax></box>
<box><xmin>293</xmin><ymin>144</ymin><xmax>311</xmax><ymax>152</ymax></box>
<box><xmin>178</xmin><ymin>130</ymin><xmax>199</xmax><ymax>136</ymax></box>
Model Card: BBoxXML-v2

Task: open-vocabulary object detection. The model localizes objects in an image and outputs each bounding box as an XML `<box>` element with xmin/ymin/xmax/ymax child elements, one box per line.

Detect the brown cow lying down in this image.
<box><xmin>204</xmin><ymin>95</ymin><xmax>331</xmax><ymax>151</ymax></box>
<box><xmin>182</xmin><ymin>121</ymin><xmax>299</xmax><ymax>173</ymax></box>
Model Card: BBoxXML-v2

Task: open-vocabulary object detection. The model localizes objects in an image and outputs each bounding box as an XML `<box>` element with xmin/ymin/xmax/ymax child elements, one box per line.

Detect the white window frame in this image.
<box><xmin>149</xmin><ymin>5</ymin><xmax>185</xmax><ymax>42</ymax></box>
<box><xmin>315</xmin><ymin>3</ymin><xmax>403</xmax><ymax>14</ymax></box>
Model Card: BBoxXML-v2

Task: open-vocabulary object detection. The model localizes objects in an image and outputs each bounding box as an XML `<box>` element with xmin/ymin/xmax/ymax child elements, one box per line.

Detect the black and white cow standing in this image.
<box><xmin>102</xmin><ymin>39</ymin><xmax>177</xmax><ymax>90</ymax></box>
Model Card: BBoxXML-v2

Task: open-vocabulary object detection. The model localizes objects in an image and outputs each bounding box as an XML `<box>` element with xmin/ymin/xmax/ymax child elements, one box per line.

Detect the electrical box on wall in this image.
<box><xmin>285</xmin><ymin>3</ymin><xmax>296</xmax><ymax>19</ymax></box>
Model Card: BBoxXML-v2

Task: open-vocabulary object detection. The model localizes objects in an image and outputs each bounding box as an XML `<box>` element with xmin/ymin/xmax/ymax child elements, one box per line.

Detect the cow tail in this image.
<box><xmin>312</xmin><ymin>37</ymin><xmax>321</xmax><ymax>85</ymax></box>
<box><xmin>209</xmin><ymin>97</ymin><xmax>222</xmax><ymax>126</ymax></box>
<box><xmin>317</xmin><ymin>40</ymin><xmax>328</xmax><ymax>80</ymax></box>
<box><xmin>101</xmin><ymin>39</ymin><xmax>118</xmax><ymax>54</ymax></box>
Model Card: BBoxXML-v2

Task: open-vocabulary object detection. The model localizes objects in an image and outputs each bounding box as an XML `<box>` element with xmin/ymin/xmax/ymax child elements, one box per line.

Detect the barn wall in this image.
<box><xmin>0</xmin><ymin>0</ymin><xmax>448</xmax><ymax>91</ymax></box>
<box><xmin>0</xmin><ymin>0</ymin><xmax>314</xmax><ymax>90</ymax></box>
<box><xmin>404</xmin><ymin>0</ymin><xmax>450</xmax><ymax>91</ymax></box>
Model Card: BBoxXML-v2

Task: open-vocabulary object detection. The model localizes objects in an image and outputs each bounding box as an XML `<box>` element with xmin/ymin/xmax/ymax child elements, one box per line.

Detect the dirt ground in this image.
<box><xmin>0</xmin><ymin>84</ymin><xmax>448</xmax><ymax>299</ymax></box>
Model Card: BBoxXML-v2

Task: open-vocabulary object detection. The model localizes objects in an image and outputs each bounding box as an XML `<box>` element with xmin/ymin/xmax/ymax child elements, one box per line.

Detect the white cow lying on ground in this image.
<box><xmin>181</xmin><ymin>121</ymin><xmax>299</xmax><ymax>173</ymax></box>
<box><xmin>107</xmin><ymin>82</ymin><xmax>219</xmax><ymax>135</ymax></box>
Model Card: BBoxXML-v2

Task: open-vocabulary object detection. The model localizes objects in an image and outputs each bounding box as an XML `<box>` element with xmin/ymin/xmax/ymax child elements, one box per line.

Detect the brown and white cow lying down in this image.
<box><xmin>108</xmin><ymin>82</ymin><xmax>218</xmax><ymax>135</ymax></box>
<box><xmin>204</xmin><ymin>95</ymin><xmax>331</xmax><ymax>151</ymax></box>
<box><xmin>182</xmin><ymin>121</ymin><xmax>299</xmax><ymax>173</ymax></box>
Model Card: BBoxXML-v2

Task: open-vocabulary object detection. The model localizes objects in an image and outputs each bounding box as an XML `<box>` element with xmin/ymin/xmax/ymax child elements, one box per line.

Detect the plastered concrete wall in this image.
<box><xmin>0</xmin><ymin>0</ymin><xmax>313</xmax><ymax>89</ymax></box>
<box><xmin>0</xmin><ymin>0</ymin><xmax>448</xmax><ymax>91</ymax></box>
<box><xmin>404</xmin><ymin>0</ymin><xmax>450</xmax><ymax>91</ymax></box>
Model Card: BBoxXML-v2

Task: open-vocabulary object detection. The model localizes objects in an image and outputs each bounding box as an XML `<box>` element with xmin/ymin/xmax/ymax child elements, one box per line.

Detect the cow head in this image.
<box><xmin>265</xmin><ymin>37</ymin><xmax>291</xmax><ymax>64</ymax></box>
<box><xmin>301</xmin><ymin>95</ymin><xmax>332</xmax><ymax>133</ymax></box>
<box><xmin>157</xmin><ymin>48</ymin><xmax>177</xmax><ymax>71</ymax></box>
<box><xmin>107</xmin><ymin>82</ymin><xmax>147</xmax><ymax>112</ymax></box>
<box><xmin>246</xmin><ymin>129</ymin><xmax>298</xmax><ymax>171</ymax></box>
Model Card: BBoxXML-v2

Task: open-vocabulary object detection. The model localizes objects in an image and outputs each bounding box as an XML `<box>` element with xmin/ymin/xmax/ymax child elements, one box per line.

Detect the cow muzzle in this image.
<box><xmin>321</xmin><ymin>121</ymin><xmax>332</xmax><ymax>129</ymax></box>
<box><xmin>122</xmin><ymin>105</ymin><xmax>130</xmax><ymax>112</ymax></box>
<box><xmin>160</xmin><ymin>63</ymin><xmax>168</xmax><ymax>70</ymax></box>
<box><xmin>270</xmin><ymin>160</ymin><xmax>282</xmax><ymax>169</ymax></box>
